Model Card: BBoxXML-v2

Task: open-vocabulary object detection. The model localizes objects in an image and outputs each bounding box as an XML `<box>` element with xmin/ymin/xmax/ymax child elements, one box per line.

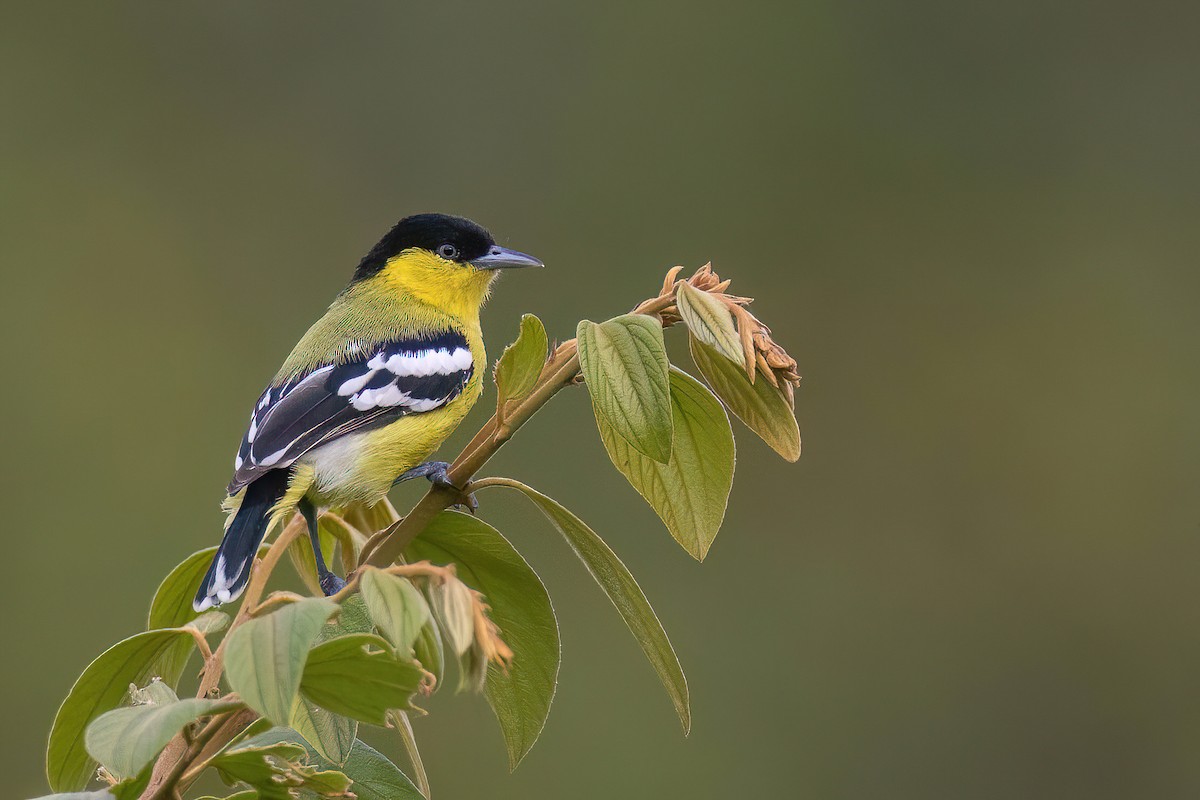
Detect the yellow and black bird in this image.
<box><xmin>194</xmin><ymin>213</ymin><xmax>542</xmax><ymax>611</ymax></box>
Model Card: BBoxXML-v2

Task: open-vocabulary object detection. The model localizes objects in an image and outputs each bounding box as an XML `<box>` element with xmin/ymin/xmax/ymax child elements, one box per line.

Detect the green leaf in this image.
<box><xmin>300</xmin><ymin>634</ymin><xmax>422</xmax><ymax>725</ymax></box>
<box><xmin>46</xmin><ymin>628</ymin><xmax>197</xmax><ymax>792</ymax></box>
<box><xmin>195</xmin><ymin>793</ymin><xmax>258</xmax><ymax>800</ymax></box>
<box><xmin>224</xmin><ymin>597</ymin><xmax>338</xmax><ymax>724</ymax></box>
<box><xmin>407</xmin><ymin>512</ymin><xmax>561</xmax><ymax>769</ymax></box>
<box><xmin>479</xmin><ymin>480</ymin><xmax>690</xmax><ymax>733</ymax></box>
<box><xmin>147</xmin><ymin>545</ymin><xmax>265</xmax><ymax>684</ymax></box>
<box><xmin>577</xmin><ymin>314</ymin><xmax>673</xmax><ymax>463</ymax></box>
<box><xmin>597</xmin><ymin>368</ymin><xmax>735</xmax><ymax>561</ymax></box>
<box><xmin>288</xmin><ymin>696</ymin><xmax>357</xmax><ymax>769</ymax></box>
<box><xmin>690</xmin><ymin>336</ymin><xmax>801</xmax><ymax>462</ymax></box>
<box><xmin>360</xmin><ymin>567</ymin><xmax>431</xmax><ymax>656</ymax></box>
<box><xmin>675</xmin><ymin>282</ymin><xmax>742</xmax><ymax>362</ymax></box>
<box><xmin>240</xmin><ymin>728</ymin><xmax>424</xmax><ymax>800</ymax></box>
<box><xmin>84</xmin><ymin>697</ymin><xmax>234</xmax><ymax>780</ymax></box>
<box><xmin>494</xmin><ymin>313</ymin><xmax>548</xmax><ymax>405</ymax></box>
<box><xmin>288</xmin><ymin>525</ymin><xmax>337</xmax><ymax>596</ymax></box>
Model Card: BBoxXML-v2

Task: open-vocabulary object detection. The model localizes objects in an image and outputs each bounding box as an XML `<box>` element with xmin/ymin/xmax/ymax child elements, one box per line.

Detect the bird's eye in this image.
<box><xmin>437</xmin><ymin>243</ymin><xmax>459</xmax><ymax>260</ymax></box>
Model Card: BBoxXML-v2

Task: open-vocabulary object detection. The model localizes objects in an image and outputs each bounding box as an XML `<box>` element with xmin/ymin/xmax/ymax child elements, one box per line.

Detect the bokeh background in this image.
<box><xmin>4</xmin><ymin>2</ymin><xmax>1198</xmax><ymax>798</ymax></box>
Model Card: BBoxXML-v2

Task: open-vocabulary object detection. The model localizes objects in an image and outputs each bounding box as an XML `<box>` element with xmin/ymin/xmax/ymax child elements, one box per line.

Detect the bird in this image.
<box><xmin>193</xmin><ymin>213</ymin><xmax>542</xmax><ymax>612</ymax></box>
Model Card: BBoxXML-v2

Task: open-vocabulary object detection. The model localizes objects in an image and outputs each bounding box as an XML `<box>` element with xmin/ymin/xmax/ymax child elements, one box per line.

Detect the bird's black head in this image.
<box><xmin>354</xmin><ymin>214</ymin><xmax>497</xmax><ymax>281</ymax></box>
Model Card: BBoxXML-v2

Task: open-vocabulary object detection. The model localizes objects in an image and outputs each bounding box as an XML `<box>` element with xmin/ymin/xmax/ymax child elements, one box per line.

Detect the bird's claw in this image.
<box><xmin>396</xmin><ymin>461</ymin><xmax>479</xmax><ymax>513</ymax></box>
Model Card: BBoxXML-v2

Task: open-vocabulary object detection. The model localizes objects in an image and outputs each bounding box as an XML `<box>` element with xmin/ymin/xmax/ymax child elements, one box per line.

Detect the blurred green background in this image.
<box><xmin>4</xmin><ymin>2</ymin><xmax>1198</xmax><ymax>798</ymax></box>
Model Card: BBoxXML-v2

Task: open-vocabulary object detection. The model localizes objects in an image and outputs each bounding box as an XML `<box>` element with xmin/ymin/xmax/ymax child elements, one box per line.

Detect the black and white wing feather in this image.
<box><xmin>228</xmin><ymin>331</ymin><xmax>473</xmax><ymax>494</ymax></box>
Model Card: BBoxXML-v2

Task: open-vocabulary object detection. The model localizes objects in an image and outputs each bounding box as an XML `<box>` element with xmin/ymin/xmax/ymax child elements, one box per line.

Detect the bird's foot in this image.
<box><xmin>319</xmin><ymin>571</ymin><xmax>347</xmax><ymax>596</ymax></box>
<box><xmin>395</xmin><ymin>461</ymin><xmax>478</xmax><ymax>513</ymax></box>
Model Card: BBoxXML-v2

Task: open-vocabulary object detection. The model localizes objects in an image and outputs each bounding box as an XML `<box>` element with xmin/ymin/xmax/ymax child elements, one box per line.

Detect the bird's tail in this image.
<box><xmin>193</xmin><ymin>470</ymin><xmax>291</xmax><ymax>612</ymax></box>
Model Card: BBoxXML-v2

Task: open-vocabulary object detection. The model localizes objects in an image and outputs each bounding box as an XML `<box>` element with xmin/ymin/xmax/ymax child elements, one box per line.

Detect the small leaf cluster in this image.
<box><xmin>37</xmin><ymin>263</ymin><xmax>800</xmax><ymax>800</ymax></box>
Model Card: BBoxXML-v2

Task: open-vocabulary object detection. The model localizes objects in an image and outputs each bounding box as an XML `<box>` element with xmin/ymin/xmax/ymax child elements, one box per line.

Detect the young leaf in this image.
<box><xmin>407</xmin><ymin>511</ymin><xmax>560</xmax><ymax>769</ymax></box>
<box><xmin>146</xmin><ymin>544</ymin><xmax>265</xmax><ymax>684</ymax></box>
<box><xmin>299</xmin><ymin>634</ymin><xmax>422</xmax><ymax>725</ymax></box>
<box><xmin>494</xmin><ymin>313</ymin><xmax>548</xmax><ymax>405</ymax></box>
<box><xmin>224</xmin><ymin>597</ymin><xmax>338</xmax><ymax>724</ymax></box>
<box><xmin>596</xmin><ymin>368</ymin><xmax>735</xmax><ymax>561</ymax></box>
<box><xmin>577</xmin><ymin>315</ymin><xmax>674</xmax><ymax>463</ymax></box>
<box><xmin>479</xmin><ymin>480</ymin><xmax>691</xmax><ymax>733</ymax></box>
<box><xmin>690</xmin><ymin>336</ymin><xmax>801</xmax><ymax>462</ymax></box>
<box><xmin>239</xmin><ymin>727</ymin><xmax>424</xmax><ymax>800</ymax></box>
<box><xmin>426</xmin><ymin>576</ymin><xmax>475</xmax><ymax>658</ymax></box>
<box><xmin>360</xmin><ymin>567</ymin><xmax>432</xmax><ymax>656</ymax></box>
<box><xmin>84</xmin><ymin>697</ymin><xmax>234</xmax><ymax>780</ymax></box>
<box><xmin>46</xmin><ymin>628</ymin><xmax>198</xmax><ymax>792</ymax></box>
<box><xmin>675</xmin><ymin>281</ymin><xmax>742</xmax><ymax>362</ymax></box>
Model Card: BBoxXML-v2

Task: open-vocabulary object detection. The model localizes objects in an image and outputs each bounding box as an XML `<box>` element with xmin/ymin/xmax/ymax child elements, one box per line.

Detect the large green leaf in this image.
<box><xmin>577</xmin><ymin>314</ymin><xmax>673</xmax><ymax>463</ymax></box>
<box><xmin>494</xmin><ymin>313</ymin><xmax>548</xmax><ymax>406</ymax></box>
<box><xmin>408</xmin><ymin>512</ymin><xmax>560</xmax><ymax>769</ymax></box>
<box><xmin>239</xmin><ymin>728</ymin><xmax>424</xmax><ymax>800</ymax></box>
<box><xmin>300</xmin><ymin>634</ymin><xmax>422</xmax><ymax>725</ymax></box>
<box><xmin>148</xmin><ymin>545</ymin><xmax>265</xmax><ymax>683</ymax></box>
<box><xmin>46</xmin><ymin>628</ymin><xmax>197</xmax><ymax>792</ymax></box>
<box><xmin>360</xmin><ymin>567</ymin><xmax>431</xmax><ymax>656</ymax></box>
<box><xmin>690</xmin><ymin>337</ymin><xmax>800</xmax><ymax>461</ymax></box>
<box><xmin>675</xmin><ymin>282</ymin><xmax>742</xmax><ymax>362</ymax></box>
<box><xmin>479</xmin><ymin>481</ymin><xmax>690</xmax><ymax>733</ymax></box>
<box><xmin>597</xmin><ymin>368</ymin><xmax>735</xmax><ymax>561</ymax></box>
<box><xmin>84</xmin><ymin>697</ymin><xmax>234</xmax><ymax>780</ymax></box>
<box><xmin>224</xmin><ymin>598</ymin><xmax>338</xmax><ymax>724</ymax></box>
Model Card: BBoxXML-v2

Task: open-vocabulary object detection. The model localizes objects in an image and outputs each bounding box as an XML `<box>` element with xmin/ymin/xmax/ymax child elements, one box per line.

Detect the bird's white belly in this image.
<box><xmin>301</xmin><ymin>431</ymin><xmax>380</xmax><ymax>503</ymax></box>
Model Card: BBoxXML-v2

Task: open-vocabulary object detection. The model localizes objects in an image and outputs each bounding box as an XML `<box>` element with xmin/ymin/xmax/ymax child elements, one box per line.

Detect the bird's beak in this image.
<box><xmin>471</xmin><ymin>246</ymin><xmax>544</xmax><ymax>271</ymax></box>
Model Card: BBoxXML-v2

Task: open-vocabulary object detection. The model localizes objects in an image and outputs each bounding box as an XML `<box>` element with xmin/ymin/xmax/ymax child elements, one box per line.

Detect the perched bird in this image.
<box><xmin>193</xmin><ymin>213</ymin><xmax>542</xmax><ymax>611</ymax></box>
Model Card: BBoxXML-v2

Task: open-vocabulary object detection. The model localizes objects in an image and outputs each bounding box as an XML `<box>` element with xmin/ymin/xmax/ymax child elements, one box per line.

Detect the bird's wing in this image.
<box><xmin>227</xmin><ymin>331</ymin><xmax>474</xmax><ymax>494</ymax></box>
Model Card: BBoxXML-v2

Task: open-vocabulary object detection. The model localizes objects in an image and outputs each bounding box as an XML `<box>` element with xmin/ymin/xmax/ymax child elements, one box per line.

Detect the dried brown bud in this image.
<box><xmin>650</xmin><ymin>262</ymin><xmax>801</xmax><ymax>409</ymax></box>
